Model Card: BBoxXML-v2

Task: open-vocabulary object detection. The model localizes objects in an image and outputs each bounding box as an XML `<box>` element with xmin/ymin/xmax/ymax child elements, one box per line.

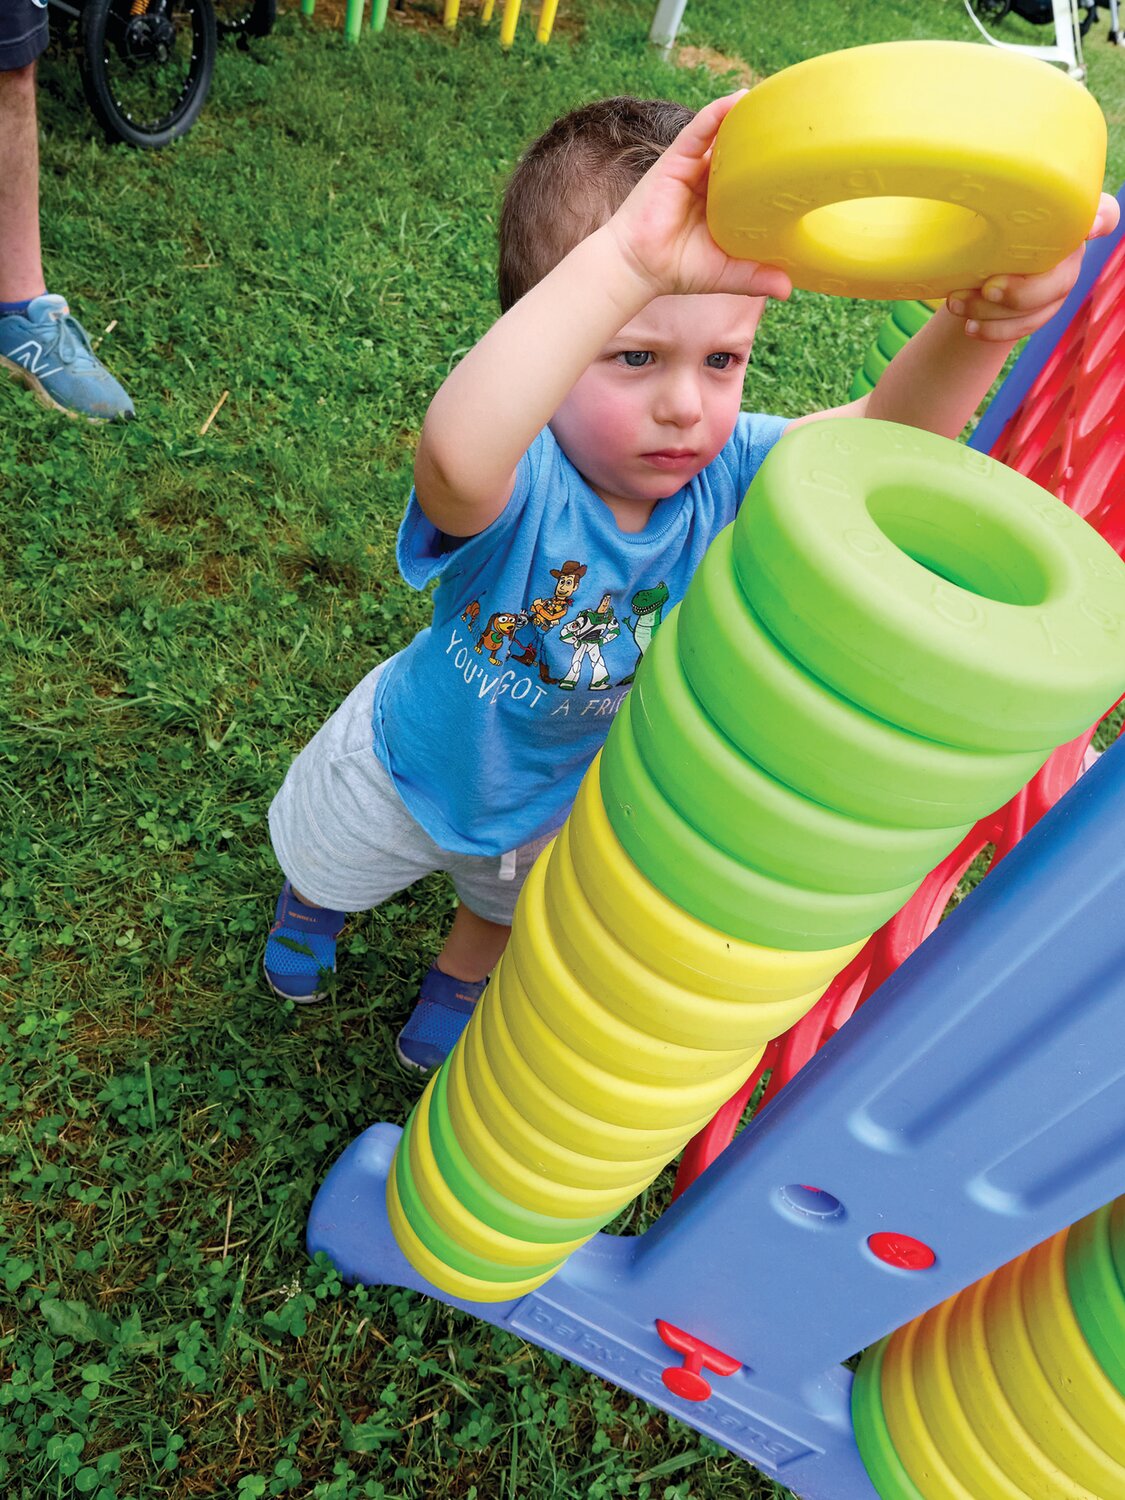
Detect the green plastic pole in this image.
<box><xmin>371</xmin><ymin>0</ymin><xmax>389</xmax><ymax>28</ymax></box>
<box><xmin>345</xmin><ymin>0</ymin><xmax>364</xmax><ymax>40</ymax></box>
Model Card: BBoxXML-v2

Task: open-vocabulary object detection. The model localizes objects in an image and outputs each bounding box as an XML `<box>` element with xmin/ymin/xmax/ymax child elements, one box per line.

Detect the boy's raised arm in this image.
<box><xmin>413</xmin><ymin>94</ymin><xmax>792</xmax><ymax>538</ymax></box>
<box><xmin>413</xmin><ymin>228</ymin><xmax>660</xmax><ymax>537</ymax></box>
<box><xmin>794</xmin><ymin>192</ymin><xmax>1121</xmax><ymax>442</ymax></box>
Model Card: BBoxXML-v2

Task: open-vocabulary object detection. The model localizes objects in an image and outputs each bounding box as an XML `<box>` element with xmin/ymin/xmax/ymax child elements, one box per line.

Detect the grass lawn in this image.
<box><xmin>3</xmin><ymin>2</ymin><xmax>1121</xmax><ymax>1496</ymax></box>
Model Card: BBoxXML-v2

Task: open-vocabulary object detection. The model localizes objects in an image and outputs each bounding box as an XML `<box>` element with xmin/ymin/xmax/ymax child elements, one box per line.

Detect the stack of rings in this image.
<box><xmin>849</xmin><ymin>299</ymin><xmax>941</xmax><ymax>401</ymax></box>
<box><xmin>853</xmin><ymin>1196</ymin><xmax>1125</xmax><ymax>1496</ymax></box>
<box><xmin>388</xmin><ymin>419</ymin><xmax>1125</xmax><ymax>1302</ymax></box>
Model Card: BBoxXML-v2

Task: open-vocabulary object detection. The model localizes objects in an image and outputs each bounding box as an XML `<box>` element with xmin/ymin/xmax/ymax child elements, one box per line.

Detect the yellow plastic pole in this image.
<box><xmin>443</xmin><ymin>0</ymin><xmax>460</xmax><ymax>27</ymax></box>
<box><xmin>536</xmin><ymin>0</ymin><xmax>559</xmax><ymax>43</ymax></box>
<box><xmin>481</xmin><ymin>0</ymin><xmax>496</xmax><ymax>21</ymax></box>
<box><xmin>499</xmin><ymin>0</ymin><xmax>521</xmax><ymax>46</ymax></box>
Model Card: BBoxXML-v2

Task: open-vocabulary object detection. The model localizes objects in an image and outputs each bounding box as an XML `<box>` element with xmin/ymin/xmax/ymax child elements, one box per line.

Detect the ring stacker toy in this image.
<box><xmin>308</xmin><ymin>42</ymin><xmax>1125</xmax><ymax>1496</ymax></box>
<box><xmin>386</xmin><ymin>421</ymin><xmax>1125</xmax><ymax>1307</ymax></box>
<box><xmin>706</xmin><ymin>41</ymin><xmax>1106</xmax><ymax>299</ymax></box>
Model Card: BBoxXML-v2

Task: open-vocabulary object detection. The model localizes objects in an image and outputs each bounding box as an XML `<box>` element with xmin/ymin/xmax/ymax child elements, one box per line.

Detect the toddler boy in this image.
<box><xmin>264</xmin><ymin>91</ymin><xmax>1117</xmax><ymax>1069</ymax></box>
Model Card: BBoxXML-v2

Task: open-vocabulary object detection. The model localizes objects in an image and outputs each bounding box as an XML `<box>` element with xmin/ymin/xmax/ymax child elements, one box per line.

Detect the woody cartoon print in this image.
<box><xmin>464</xmin><ymin>561</ymin><xmax>666</xmax><ymax>694</ymax></box>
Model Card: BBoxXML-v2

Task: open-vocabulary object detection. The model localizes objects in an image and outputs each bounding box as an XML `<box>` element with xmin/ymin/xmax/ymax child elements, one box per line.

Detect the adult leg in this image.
<box><xmin>0</xmin><ymin>62</ymin><xmax>46</xmax><ymax>304</ymax></box>
<box><xmin>0</xmin><ymin>46</ymin><xmax>134</xmax><ymax>421</ymax></box>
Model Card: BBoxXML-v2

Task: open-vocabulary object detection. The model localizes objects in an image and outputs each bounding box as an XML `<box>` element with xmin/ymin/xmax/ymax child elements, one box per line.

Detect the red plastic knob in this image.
<box><xmin>656</xmin><ymin>1319</ymin><xmax>741</xmax><ymax>1403</ymax></box>
<box><xmin>868</xmin><ymin>1231</ymin><xmax>936</xmax><ymax>1270</ymax></box>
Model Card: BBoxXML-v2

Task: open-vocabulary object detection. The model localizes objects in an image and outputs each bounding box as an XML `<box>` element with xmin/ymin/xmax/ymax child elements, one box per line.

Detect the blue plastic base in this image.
<box><xmin>310</xmin><ymin>743</ymin><xmax>1125</xmax><ymax>1500</ymax></box>
<box><xmin>308</xmin><ymin>1126</ymin><xmax>876</xmax><ymax>1500</ymax></box>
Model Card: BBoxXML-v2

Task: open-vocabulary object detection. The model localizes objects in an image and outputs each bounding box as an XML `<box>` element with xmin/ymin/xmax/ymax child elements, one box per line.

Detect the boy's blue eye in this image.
<box><xmin>706</xmin><ymin>353</ymin><xmax>735</xmax><ymax>369</ymax></box>
<box><xmin>619</xmin><ymin>351</ymin><xmax>652</xmax><ymax>368</ymax></box>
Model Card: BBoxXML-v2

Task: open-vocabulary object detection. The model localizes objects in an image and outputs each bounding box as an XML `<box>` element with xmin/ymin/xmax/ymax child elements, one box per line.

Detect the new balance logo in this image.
<box><xmin>8</xmin><ymin>341</ymin><xmax>62</xmax><ymax>380</ymax></box>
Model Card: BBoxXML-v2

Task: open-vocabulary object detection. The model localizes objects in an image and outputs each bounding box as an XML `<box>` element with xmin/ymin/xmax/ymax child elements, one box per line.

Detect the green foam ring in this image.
<box><xmin>599</xmin><ymin>693</ymin><xmax>921</xmax><ymax>951</ymax></box>
<box><xmin>892</xmin><ymin>299</ymin><xmax>938</xmax><ymax>338</ymax></box>
<box><xmin>733</xmin><ymin>418</ymin><xmax>1125</xmax><ymax>751</ymax></box>
<box><xmin>675</xmin><ymin>532</ymin><xmax>1048</xmax><ymax>831</ymax></box>
<box><xmin>395</xmin><ymin>1105</ymin><xmax>566</xmax><ymax>1284</ymax></box>
<box><xmin>1065</xmin><ymin>1200</ymin><xmax>1125</xmax><ymax>1401</ymax></box>
<box><xmin>428</xmin><ymin>1056</ymin><xmax>617</xmax><ymax>1246</ymax></box>
<box><xmin>851</xmin><ymin>1337</ymin><xmax>928</xmax><ymax>1500</ymax></box>
<box><xmin>630</xmin><ymin>608</ymin><xmax>972</xmax><ymax>894</ymax></box>
<box><xmin>849</xmin><ymin>300</ymin><xmax>935</xmax><ymax>401</ymax></box>
<box><xmin>1109</xmin><ymin>1196</ymin><xmax>1125</xmax><ymax>1291</ymax></box>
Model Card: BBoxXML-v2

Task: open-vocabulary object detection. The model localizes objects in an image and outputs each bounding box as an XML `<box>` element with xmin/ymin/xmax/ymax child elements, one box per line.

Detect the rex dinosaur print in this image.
<box><xmin>618</xmin><ymin>581</ymin><xmax>669</xmax><ymax>685</ymax></box>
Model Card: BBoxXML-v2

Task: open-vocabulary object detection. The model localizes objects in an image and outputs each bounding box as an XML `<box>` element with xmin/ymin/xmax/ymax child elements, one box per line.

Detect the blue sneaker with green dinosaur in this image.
<box><xmin>0</xmin><ymin>294</ymin><xmax>134</xmax><ymax>422</ymax></box>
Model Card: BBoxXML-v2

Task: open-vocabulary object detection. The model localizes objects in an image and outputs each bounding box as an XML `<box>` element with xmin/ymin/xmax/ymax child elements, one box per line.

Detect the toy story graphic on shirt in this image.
<box><xmin>558</xmin><ymin>592</ymin><xmax>619</xmax><ymax>690</ymax></box>
<box><xmin>618</xmin><ymin>581</ymin><xmax>669</xmax><ymax>685</ymax></box>
<box><xmin>460</xmin><ymin>598</ymin><xmax>482</xmax><ymax>630</ymax></box>
<box><xmin>528</xmin><ymin>559</ymin><xmax>586</xmax><ymax>685</ymax></box>
<box><xmin>474</xmin><ymin>610</ymin><xmax>529</xmax><ymax>666</ymax></box>
<box><xmin>447</xmin><ymin>558</ymin><xmax>668</xmax><ymax>709</ymax></box>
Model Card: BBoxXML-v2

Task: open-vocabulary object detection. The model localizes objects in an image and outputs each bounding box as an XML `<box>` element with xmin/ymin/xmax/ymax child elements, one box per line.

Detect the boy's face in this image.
<box><xmin>549</xmin><ymin>293</ymin><xmax>765</xmax><ymax>524</ymax></box>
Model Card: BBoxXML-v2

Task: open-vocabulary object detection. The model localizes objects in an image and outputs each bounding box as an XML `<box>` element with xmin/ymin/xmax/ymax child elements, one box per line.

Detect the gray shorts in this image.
<box><xmin>267</xmin><ymin>661</ymin><xmax>559</xmax><ymax>924</ymax></box>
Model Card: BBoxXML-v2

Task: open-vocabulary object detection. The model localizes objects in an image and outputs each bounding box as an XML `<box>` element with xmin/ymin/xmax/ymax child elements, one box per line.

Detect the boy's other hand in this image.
<box><xmin>608</xmin><ymin>92</ymin><xmax>794</xmax><ymax>305</ymax></box>
<box><xmin>946</xmin><ymin>191</ymin><xmax>1120</xmax><ymax>344</ymax></box>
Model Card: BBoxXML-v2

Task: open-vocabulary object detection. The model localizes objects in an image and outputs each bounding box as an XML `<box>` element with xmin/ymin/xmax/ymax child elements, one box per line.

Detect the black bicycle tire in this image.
<box><xmin>78</xmin><ymin>0</ymin><xmax>217</xmax><ymax>149</ymax></box>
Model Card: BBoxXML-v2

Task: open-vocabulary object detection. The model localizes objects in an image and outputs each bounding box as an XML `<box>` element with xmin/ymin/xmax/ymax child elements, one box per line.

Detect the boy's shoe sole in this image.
<box><xmin>262</xmin><ymin>960</ymin><xmax>329</xmax><ymax>1004</ymax></box>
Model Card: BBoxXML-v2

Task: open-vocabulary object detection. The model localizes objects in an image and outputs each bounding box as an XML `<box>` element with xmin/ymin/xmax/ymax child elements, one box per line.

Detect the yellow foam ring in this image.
<box><xmin>543</xmin><ymin>828</ymin><xmax>827</xmax><ymax>1055</ymax></box>
<box><xmin>498</xmin><ymin>943</ymin><xmax>762</xmax><ymax>1131</ymax></box>
<box><xmin>880</xmin><ymin>1309</ymin><xmax>996</xmax><ymax>1500</ymax></box>
<box><xmin>386</xmin><ymin>1154</ymin><xmax>556</xmax><ymax>1303</ymax></box>
<box><xmin>569</xmin><ymin>765</ymin><xmax>863</xmax><ymax>999</ymax></box>
<box><xmin>476</xmin><ymin>968</ymin><xmax>716</xmax><ymax>1161</ymax></box>
<box><xmin>706</xmin><ymin>41</ymin><xmax>1106</xmax><ymax>299</ymax></box>
<box><xmin>889</xmin><ymin>1297</ymin><xmax>1027</xmax><ymax>1499</ymax></box>
<box><xmin>1024</xmin><ymin>1231</ymin><xmax>1125</xmax><ymax>1465</ymax></box>
<box><xmin>450</xmin><ymin>1029</ymin><xmax>662</xmax><ymax>1215</ymax></box>
<box><xmin>455</xmin><ymin>985</ymin><xmax>671</xmax><ymax>1189</ymax></box>
<box><xmin>999</xmin><ymin>1237</ymin><xmax>1125</xmax><ymax>1490</ymax></box>
<box><xmin>405</xmin><ymin>1077</ymin><xmax>591</xmax><ymax>1268</ymax></box>
<box><xmin>944</xmin><ymin>1260</ymin><xmax>1102</xmax><ymax>1497</ymax></box>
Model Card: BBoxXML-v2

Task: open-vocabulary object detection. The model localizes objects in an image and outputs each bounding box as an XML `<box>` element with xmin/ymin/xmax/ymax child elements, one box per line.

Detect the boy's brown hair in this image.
<box><xmin>497</xmin><ymin>96</ymin><xmax>694</xmax><ymax>312</ymax></box>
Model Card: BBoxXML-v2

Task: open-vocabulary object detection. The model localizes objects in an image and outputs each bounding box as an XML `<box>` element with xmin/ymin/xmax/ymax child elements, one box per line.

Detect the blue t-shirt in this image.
<box><xmin>371</xmin><ymin>413</ymin><xmax>789</xmax><ymax>856</ymax></box>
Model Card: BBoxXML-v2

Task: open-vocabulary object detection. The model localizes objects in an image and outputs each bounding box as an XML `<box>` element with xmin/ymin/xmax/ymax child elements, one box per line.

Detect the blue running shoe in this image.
<box><xmin>263</xmin><ymin>881</ymin><xmax>346</xmax><ymax>1002</ymax></box>
<box><xmin>0</xmin><ymin>294</ymin><xmax>134</xmax><ymax>422</ymax></box>
<box><xmin>395</xmin><ymin>965</ymin><xmax>488</xmax><ymax>1072</ymax></box>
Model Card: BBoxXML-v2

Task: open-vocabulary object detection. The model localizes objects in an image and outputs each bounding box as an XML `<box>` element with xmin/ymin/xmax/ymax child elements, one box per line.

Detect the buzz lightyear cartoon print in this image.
<box><xmin>558</xmin><ymin>592</ymin><xmax>619</xmax><ymax>690</ymax></box>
